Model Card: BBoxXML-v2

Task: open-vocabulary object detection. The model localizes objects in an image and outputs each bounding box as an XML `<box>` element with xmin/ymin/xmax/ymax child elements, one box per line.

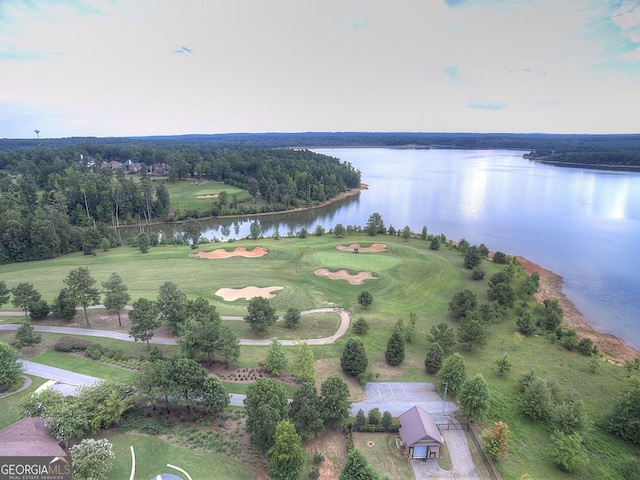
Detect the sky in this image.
<box><xmin>0</xmin><ymin>0</ymin><xmax>639</xmax><ymax>138</ymax></box>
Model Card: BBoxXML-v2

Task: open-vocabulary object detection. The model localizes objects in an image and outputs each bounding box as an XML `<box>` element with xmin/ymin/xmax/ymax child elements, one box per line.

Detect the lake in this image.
<box><xmin>154</xmin><ymin>148</ymin><xmax>640</xmax><ymax>350</ymax></box>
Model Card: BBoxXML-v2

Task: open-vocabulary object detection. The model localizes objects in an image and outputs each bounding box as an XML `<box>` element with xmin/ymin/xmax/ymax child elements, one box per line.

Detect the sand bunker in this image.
<box><xmin>215</xmin><ymin>286</ymin><xmax>284</xmax><ymax>301</ymax></box>
<box><xmin>191</xmin><ymin>247</ymin><xmax>267</xmax><ymax>259</ymax></box>
<box><xmin>196</xmin><ymin>194</ymin><xmax>219</xmax><ymax>199</ymax></box>
<box><xmin>314</xmin><ymin>268</ymin><xmax>377</xmax><ymax>285</ymax></box>
<box><xmin>336</xmin><ymin>243</ymin><xmax>387</xmax><ymax>253</ymax></box>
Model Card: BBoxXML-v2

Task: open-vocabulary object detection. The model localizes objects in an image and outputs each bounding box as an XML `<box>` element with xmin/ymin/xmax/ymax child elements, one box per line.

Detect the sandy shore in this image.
<box><xmin>518</xmin><ymin>256</ymin><xmax>640</xmax><ymax>363</ymax></box>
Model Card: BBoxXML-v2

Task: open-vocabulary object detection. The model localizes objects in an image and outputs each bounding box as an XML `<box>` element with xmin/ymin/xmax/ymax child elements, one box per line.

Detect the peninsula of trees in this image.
<box><xmin>0</xmin><ymin>142</ymin><xmax>360</xmax><ymax>264</ymax></box>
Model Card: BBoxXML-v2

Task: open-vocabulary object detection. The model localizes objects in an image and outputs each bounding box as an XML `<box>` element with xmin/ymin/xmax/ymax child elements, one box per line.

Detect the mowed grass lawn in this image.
<box><xmin>165</xmin><ymin>179</ymin><xmax>250</xmax><ymax>213</ymax></box>
<box><xmin>2</xmin><ymin>233</ymin><xmax>639</xmax><ymax>479</ymax></box>
<box><xmin>103</xmin><ymin>432</ymin><xmax>253</xmax><ymax>480</ymax></box>
<box><xmin>352</xmin><ymin>432</ymin><xmax>415</xmax><ymax>480</ymax></box>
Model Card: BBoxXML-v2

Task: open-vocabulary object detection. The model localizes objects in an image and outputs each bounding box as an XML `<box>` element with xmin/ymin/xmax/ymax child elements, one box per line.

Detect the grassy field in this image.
<box><xmin>352</xmin><ymin>432</ymin><xmax>415</xmax><ymax>480</ymax></box>
<box><xmin>0</xmin><ymin>375</ymin><xmax>47</xmax><ymax>429</ymax></box>
<box><xmin>165</xmin><ymin>179</ymin><xmax>250</xmax><ymax>214</ymax></box>
<box><xmin>1</xmin><ymin>233</ymin><xmax>639</xmax><ymax>479</ymax></box>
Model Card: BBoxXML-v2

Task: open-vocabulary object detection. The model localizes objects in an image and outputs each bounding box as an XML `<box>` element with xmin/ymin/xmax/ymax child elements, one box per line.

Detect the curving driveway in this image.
<box><xmin>0</xmin><ymin>307</ymin><xmax>350</xmax><ymax>346</ymax></box>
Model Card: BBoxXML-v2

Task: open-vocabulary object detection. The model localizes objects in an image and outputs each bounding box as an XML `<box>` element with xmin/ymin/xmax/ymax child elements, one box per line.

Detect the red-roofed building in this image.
<box><xmin>399</xmin><ymin>405</ymin><xmax>444</xmax><ymax>459</ymax></box>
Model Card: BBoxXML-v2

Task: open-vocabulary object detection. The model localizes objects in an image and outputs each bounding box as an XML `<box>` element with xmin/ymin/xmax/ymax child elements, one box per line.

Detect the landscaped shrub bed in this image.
<box><xmin>53</xmin><ymin>336</ymin><xmax>92</xmax><ymax>352</ymax></box>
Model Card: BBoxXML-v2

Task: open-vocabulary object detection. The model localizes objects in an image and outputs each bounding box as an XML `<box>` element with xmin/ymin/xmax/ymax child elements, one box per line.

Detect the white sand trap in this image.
<box><xmin>314</xmin><ymin>268</ymin><xmax>377</xmax><ymax>285</ymax></box>
<box><xmin>215</xmin><ymin>286</ymin><xmax>283</xmax><ymax>301</ymax></box>
<box><xmin>336</xmin><ymin>243</ymin><xmax>387</xmax><ymax>253</ymax></box>
<box><xmin>191</xmin><ymin>247</ymin><xmax>267</xmax><ymax>259</ymax></box>
<box><xmin>196</xmin><ymin>194</ymin><xmax>219</xmax><ymax>199</ymax></box>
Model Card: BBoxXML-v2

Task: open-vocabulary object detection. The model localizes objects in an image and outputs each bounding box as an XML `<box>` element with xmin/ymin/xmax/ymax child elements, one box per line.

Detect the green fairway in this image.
<box><xmin>2</xmin><ymin>232</ymin><xmax>639</xmax><ymax>479</ymax></box>
<box><xmin>165</xmin><ymin>179</ymin><xmax>249</xmax><ymax>213</ymax></box>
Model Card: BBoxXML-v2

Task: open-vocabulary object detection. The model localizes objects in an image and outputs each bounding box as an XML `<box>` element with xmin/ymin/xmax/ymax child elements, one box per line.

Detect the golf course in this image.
<box><xmin>1</xmin><ymin>232</ymin><xmax>638</xmax><ymax>480</ymax></box>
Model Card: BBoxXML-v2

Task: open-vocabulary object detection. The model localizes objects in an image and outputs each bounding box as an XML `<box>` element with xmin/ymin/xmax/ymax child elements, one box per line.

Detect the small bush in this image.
<box><xmin>54</xmin><ymin>336</ymin><xmax>92</xmax><ymax>352</ymax></box>
<box><xmin>308</xmin><ymin>466</ymin><xmax>320</xmax><ymax>480</ymax></box>
<box><xmin>352</xmin><ymin>317</ymin><xmax>370</xmax><ymax>335</ymax></box>
<box><xmin>313</xmin><ymin>451</ymin><xmax>325</xmax><ymax>464</ymax></box>
<box><xmin>85</xmin><ymin>343</ymin><xmax>105</xmax><ymax>360</ymax></box>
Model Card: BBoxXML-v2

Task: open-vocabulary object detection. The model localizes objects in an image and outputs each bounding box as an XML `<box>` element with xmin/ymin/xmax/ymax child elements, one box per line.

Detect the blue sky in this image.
<box><xmin>1</xmin><ymin>0</ymin><xmax>639</xmax><ymax>138</ymax></box>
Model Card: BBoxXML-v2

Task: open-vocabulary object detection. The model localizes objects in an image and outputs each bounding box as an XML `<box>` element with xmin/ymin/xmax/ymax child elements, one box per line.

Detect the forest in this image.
<box><xmin>0</xmin><ymin>141</ymin><xmax>360</xmax><ymax>264</ymax></box>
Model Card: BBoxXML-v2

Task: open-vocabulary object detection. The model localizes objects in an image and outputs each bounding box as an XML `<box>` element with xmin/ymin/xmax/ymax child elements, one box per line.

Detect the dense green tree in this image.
<box><xmin>156</xmin><ymin>281</ymin><xmax>187</xmax><ymax>332</ymax></box>
<box><xmin>339</xmin><ymin>448</ymin><xmax>379</xmax><ymax>480</ymax></box>
<box><xmin>295</xmin><ymin>341</ymin><xmax>315</xmax><ymax>381</ymax></box>
<box><xmin>244</xmin><ymin>296</ymin><xmax>277</xmax><ymax>335</ymax></box>
<box><xmin>42</xmin><ymin>397</ymin><xmax>89</xmax><ymax>446</ymax></box>
<box><xmin>458</xmin><ymin>313</ymin><xmax>488</xmax><ymax>350</ymax></box>
<box><xmin>15</xmin><ymin>320</ymin><xmax>42</xmax><ymax>347</ymax></box>
<box><xmin>495</xmin><ymin>353</ymin><xmax>512</xmax><ymax>377</ymax></box>
<box><xmin>76</xmin><ymin>380</ymin><xmax>132</xmax><ymax>434</ymax></box>
<box><xmin>284</xmin><ymin>307</ymin><xmax>301</xmax><ymax>329</ymax></box>
<box><xmin>268</xmin><ymin>420</ymin><xmax>306</xmax><ymax>480</ymax></box>
<box><xmin>521</xmin><ymin>377</ymin><xmax>554</xmax><ymax>422</ymax></box>
<box><xmin>425</xmin><ymin>342</ymin><xmax>444</xmax><ymax>374</ymax></box>
<box><xmin>11</xmin><ymin>282</ymin><xmax>42</xmax><ymax>322</ymax></box>
<box><xmin>28</xmin><ymin>299</ymin><xmax>50</xmax><ymax>320</ymax></box>
<box><xmin>478</xmin><ymin>243</ymin><xmax>490</xmax><ymax>258</ymax></box>
<box><xmin>385</xmin><ymin>329</ymin><xmax>405</xmax><ymax>365</ymax></box>
<box><xmin>478</xmin><ymin>301</ymin><xmax>503</xmax><ymax>324</ymax></box>
<box><xmin>0</xmin><ymin>280</ymin><xmax>10</xmax><ymax>308</ymax></box>
<box><xmin>101</xmin><ymin>272</ymin><xmax>130</xmax><ymax>327</ymax></box>
<box><xmin>448</xmin><ymin>289</ymin><xmax>478</xmax><ymax>320</ymax></box>
<box><xmin>464</xmin><ymin>245</ymin><xmax>483</xmax><ymax>269</ymax></box>
<box><xmin>404</xmin><ymin>312</ymin><xmax>417</xmax><ymax>343</ymax></box>
<box><xmin>0</xmin><ymin>341</ymin><xmax>24</xmax><ymax>389</ymax></box>
<box><xmin>429</xmin><ymin>323</ymin><xmax>456</xmax><ymax>352</ymax></box>
<box><xmin>52</xmin><ymin>287</ymin><xmax>77</xmax><ymax>321</ymax></box>
<box><xmin>289</xmin><ymin>381</ymin><xmax>324</xmax><ymax>439</ymax></box>
<box><xmin>552</xmin><ymin>392</ymin><xmax>592</xmax><ymax>435</ymax></box>
<box><xmin>459</xmin><ymin>374</ymin><xmax>490</xmax><ymax>421</ymax></box>
<box><xmin>171</xmin><ymin>358</ymin><xmax>207</xmax><ymax>415</ymax></box>
<box><xmin>487</xmin><ymin>281</ymin><xmax>516</xmax><ymax>308</ymax></box>
<box><xmin>352</xmin><ymin>317</ymin><xmax>370</xmax><ymax>334</ymax></box>
<box><xmin>521</xmin><ymin>271</ymin><xmax>540</xmax><ymax>295</ymax></box>
<box><xmin>368</xmin><ymin>407</ymin><xmax>382</xmax><ymax>425</ymax></box>
<box><xmin>178</xmin><ymin>314</ymin><xmax>221</xmax><ymax>366</ymax></box>
<box><xmin>430</xmin><ymin>236</ymin><xmax>441</xmax><ymax>250</ymax></box>
<box><xmin>134</xmin><ymin>359</ymin><xmax>175</xmax><ymax>413</ymax></box>
<box><xmin>382</xmin><ymin>410</ymin><xmax>393</xmax><ymax>431</ymax></box>
<box><xmin>356</xmin><ymin>409</ymin><xmax>366</xmax><ymax>429</ymax></box>
<box><xmin>549</xmin><ymin>430</ymin><xmax>588</xmax><ymax>473</ymax></box>
<box><xmin>439</xmin><ymin>353</ymin><xmax>467</xmax><ymax>393</ymax></box>
<box><xmin>128</xmin><ymin>298</ymin><xmax>160</xmax><ymax>350</ymax></box>
<box><xmin>492</xmin><ymin>251</ymin><xmax>509</xmax><ymax>264</ymax></box>
<box><xmin>341</xmin><ymin>338</ymin><xmax>368</xmax><ymax>377</ymax></box>
<box><xmin>182</xmin><ymin>218</ymin><xmax>202</xmax><ymax>246</ymax></box>
<box><xmin>266</xmin><ymin>337</ymin><xmax>288</xmax><ymax>375</ymax></box>
<box><xmin>334</xmin><ymin>223</ymin><xmax>346</xmax><ymax>237</ymax></box>
<box><xmin>202</xmin><ymin>375</ymin><xmax>229</xmax><ymax>417</ymax></box>
<box><xmin>70</xmin><ymin>438</ymin><xmax>115</xmax><ymax>480</ymax></box>
<box><xmin>604</xmin><ymin>386</ymin><xmax>640</xmax><ymax>445</ymax></box>
<box><xmin>457</xmin><ymin>238</ymin><xmax>470</xmax><ymax>253</ymax></box>
<box><xmin>320</xmin><ymin>375</ymin><xmax>352</xmax><ymax>429</ymax></box>
<box><xmin>249</xmin><ymin>221</ymin><xmax>260</xmax><ymax>240</ymax></box>
<box><xmin>138</xmin><ymin>232</ymin><xmax>149</xmax><ymax>253</ymax></box>
<box><xmin>358</xmin><ymin>290</ymin><xmax>373</xmax><ymax>309</ymax></box>
<box><xmin>365</xmin><ymin>212</ymin><xmax>385</xmax><ymax>236</ymax></box>
<box><xmin>244</xmin><ymin>378</ymin><xmax>289</xmax><ymax>451</ymax></box>
<box><xmin>516</xmin><ymin>310</ymin><xmax>536</xmax><ymax>335</ymax></box>
<box><xmin>401</xmin><ymin>225</ymin><xmax>412</xmax><ymax>241</ymax></box>
<box><xmin>542</xmin><ymin>299</ymin><xmax>563</xmax><ymax>331</ymax></box>
<box><xmin>64</xmin><ymin>266</ymin><xmax>101</xmax><ymax>326</ymax></box>
<box><xmin>421</xmin><ymin>225</ymin><xmax>428</xmax><ymax>240</ymax></box>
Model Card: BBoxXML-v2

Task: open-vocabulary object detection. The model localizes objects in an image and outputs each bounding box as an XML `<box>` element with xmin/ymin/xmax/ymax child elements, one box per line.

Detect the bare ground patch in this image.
<box><xmin>305</xmin><ymin>429</ymin><xmax>347</xmax><ymax>480</ymax></box>
<box><xmin>314</xmin><ymin>268</ymin><xmax>377</xmax><ymax>285</ymax></box>
<box><xmin>215</xmin><ymin>286</ymin><xmax>283</xmax><ymax>301</ymax></box>
<box><xmin>336</xmin><ymin>243</ymin><xmax>388</xmax><ymax>253</ymax></box>
<box><xmin>195</xmin><ymin>193</ymin><xmax>219</xmax><ymax>199</ymax></box>
<box><xmin>191</xmin><ymin>247</ymin><xmax>267</xmax><ymax>259</ymax></box>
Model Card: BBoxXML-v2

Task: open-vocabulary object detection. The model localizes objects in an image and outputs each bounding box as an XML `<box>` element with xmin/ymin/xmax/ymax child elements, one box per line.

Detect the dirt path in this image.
<box><xmin>518</xmin><ymin>256</ymin><xmax>640</xmax><ymax>363</ymax></box>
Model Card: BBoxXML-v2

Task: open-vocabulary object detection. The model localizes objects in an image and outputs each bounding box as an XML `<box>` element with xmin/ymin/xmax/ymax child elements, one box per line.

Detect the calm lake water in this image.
<box><xmin>152</xmin><ymin>148</ymin><xmax>640</xmax><ymax>350</ymax></box>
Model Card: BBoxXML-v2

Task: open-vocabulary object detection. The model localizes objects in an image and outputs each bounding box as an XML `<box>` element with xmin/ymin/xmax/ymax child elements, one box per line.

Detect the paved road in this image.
<box><xmin>20</xmin><ymin>359</ymin><xmax>248</xmax><ymax>405</ymax></box>
<box><xmin>0</xmin><ymin>307</ymin><xmax>350</xmax><ymax>346</ymax></box>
